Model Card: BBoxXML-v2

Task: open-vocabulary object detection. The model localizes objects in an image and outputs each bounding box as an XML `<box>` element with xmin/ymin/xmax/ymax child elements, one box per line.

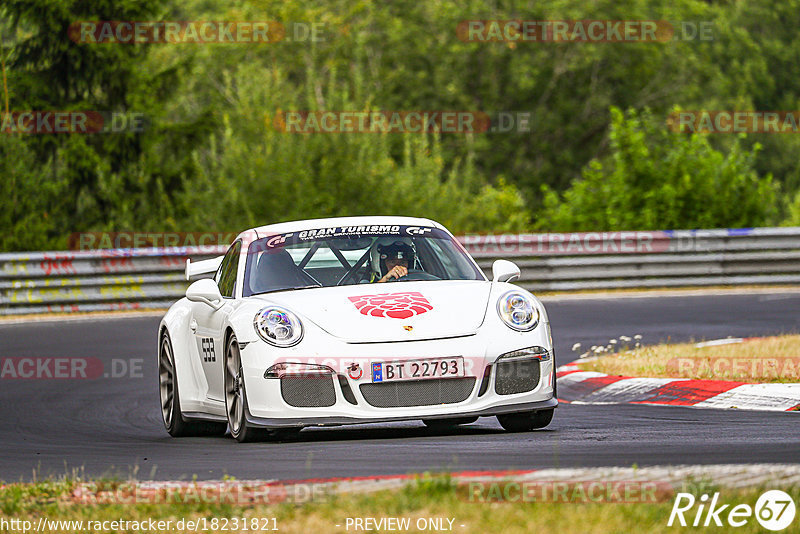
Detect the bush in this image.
<box><xmin>783</xmin><ymin>189</ymin><xmax>800</xmax><ymax>226</ymax></box>
<box><xmin>537</xmin><ymin>107</ymin><xmax>778</xmax><ymax>231</ymax></box>
<box><xmin>0</xmin><ymin>135</ymin><xmax>64</xmax><ymax>250</ymax></box>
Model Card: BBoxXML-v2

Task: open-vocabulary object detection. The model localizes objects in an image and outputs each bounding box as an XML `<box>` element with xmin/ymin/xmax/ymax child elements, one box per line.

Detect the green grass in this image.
<box><xmin>578</xmin><ymin>335</ymin><xmax>800</xmax><ymax>383</ymax></box>
<box><xmin>1</xmin><ymin>475</ymin><xmax>798</xmax><ymax>533</ymax></box>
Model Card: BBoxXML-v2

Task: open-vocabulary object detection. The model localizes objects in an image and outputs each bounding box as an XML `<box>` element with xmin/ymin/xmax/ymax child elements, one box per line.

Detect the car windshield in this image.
<box><xmin>243</xmin><ymin>225</ymin><xmax>485</xmax><ymax>296</ymax></box>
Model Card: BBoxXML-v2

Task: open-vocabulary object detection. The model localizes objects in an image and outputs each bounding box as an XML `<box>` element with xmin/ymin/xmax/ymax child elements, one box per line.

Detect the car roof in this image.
<box><xmin>249</xmin><ymin>216</ymin><xmax>445</xmax><ymax>238</ymax></box>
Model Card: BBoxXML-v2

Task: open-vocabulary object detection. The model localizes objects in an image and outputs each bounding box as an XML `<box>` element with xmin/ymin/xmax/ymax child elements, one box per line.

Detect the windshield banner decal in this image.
<box><xmin>259</xmin><ymin>225</ymin><xmax>447</xmax><ymax>249</ymax></box>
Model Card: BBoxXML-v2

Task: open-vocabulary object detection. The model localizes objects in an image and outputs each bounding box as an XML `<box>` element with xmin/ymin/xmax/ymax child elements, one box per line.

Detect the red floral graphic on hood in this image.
<box><xmin>348</xmin><ymin>292</ymin><xmax>433</xmax><ymax>319</ymax></box>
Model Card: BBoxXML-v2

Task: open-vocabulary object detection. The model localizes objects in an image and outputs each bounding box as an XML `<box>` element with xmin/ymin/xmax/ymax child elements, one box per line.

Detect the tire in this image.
<box><xmin>422</xmin><ymin>417</ymin><xmax>478</xmax><ymax>429</ymax></box>
<box><xmin>159</xmin><ymin>332</ymin><xmax>227</xmax><ymax>437</ymax></box>
<box><xmin>497</xmin><ymin>409</ymin><xmax>554</xmax><ymax>432</ymax></box>
<box><xmin>224</xmin><ymin>334</ymin><xmax>270</xmax><ymax>442</ymax></box>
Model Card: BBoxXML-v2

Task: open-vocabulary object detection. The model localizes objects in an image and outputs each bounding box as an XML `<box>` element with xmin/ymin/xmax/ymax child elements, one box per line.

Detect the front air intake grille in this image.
<box><xmin>360</xmin><ymin>378</ymin><xmax>476</xmax><ymax>408</ymax></box>
<box><xmin>494</xmin><ymin>359</ymin><xmax>541</xmax><ymax>395</ymax></box>
<box><xmin>280</xmin><ymin>374</ymin><xmax>336</xmax><ymax>407</ymax></box>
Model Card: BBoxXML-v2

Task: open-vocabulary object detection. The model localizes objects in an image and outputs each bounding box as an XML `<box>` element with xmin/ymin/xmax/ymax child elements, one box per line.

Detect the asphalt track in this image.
<box><xmin>1</xmin><ymin>291</ymin><xmax>798</xmax><ymax>482</ymax></box>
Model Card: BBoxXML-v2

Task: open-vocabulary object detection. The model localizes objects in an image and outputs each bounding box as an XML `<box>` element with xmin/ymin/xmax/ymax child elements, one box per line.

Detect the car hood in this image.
<box><xmin>251</xmin><ymin>280</ymin><xmax>492</xmax><ymax>343</ymax></box>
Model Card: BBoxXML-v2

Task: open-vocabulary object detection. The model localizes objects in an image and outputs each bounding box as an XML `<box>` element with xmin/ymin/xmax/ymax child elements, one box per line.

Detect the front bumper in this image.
<box><xmin>245</xmin><ymin>397</ymin><xmax>557</xmax><ymax>428</ymax></box>
<box><xmin>239</xmin><ymin>324</ymin><xmax>557</xmax><ymax>429</ymax></box>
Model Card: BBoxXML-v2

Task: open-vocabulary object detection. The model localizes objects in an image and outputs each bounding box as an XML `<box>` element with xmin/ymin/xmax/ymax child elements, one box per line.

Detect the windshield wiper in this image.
<box><xmin>255</xmin><ymin>284</ymin><xmax>322</xmax><ymax>295</ymax></box>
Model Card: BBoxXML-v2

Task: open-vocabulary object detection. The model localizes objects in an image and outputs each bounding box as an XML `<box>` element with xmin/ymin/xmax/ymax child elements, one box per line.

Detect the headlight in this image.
<box><xmin>254</xmin><ymin>307</ymin><xmax>303</xmax><ymax>347</ymax></box>
<box><xmin>497</xmin><ymin>291</ymin><xmax>540</xmax><ymax>331</ymax></box>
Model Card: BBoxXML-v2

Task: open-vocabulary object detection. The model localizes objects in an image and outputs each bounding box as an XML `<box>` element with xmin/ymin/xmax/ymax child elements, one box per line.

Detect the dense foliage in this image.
<box><xmin>538</xmin><ymin>107</ymin><xmax>777</xmax><ymax>231</ymax></box>
<box><xmin>1</xmin><ymin>0</ymin><xmax>799</xmax><ymax>250</ymax></box>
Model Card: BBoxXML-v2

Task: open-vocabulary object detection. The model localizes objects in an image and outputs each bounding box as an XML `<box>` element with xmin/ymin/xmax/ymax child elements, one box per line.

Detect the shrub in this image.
<box><xmin>538</xmin><ymin>107</ymin><xmax>777</xmax><ymax>231</ymax></box>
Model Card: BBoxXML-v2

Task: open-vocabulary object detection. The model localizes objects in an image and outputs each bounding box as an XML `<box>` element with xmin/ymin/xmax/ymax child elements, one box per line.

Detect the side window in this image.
<box><xmin>216</xmin><ymin>241</ymin><xmax>242</xmax><ymax>298</ymax></box>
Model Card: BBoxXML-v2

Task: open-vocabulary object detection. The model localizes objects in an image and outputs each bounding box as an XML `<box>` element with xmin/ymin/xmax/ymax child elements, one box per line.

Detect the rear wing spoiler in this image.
<box><xmin>185</xmin><ymin>256</ymin><xmax>224</xmax><ymax>281</ymax></box>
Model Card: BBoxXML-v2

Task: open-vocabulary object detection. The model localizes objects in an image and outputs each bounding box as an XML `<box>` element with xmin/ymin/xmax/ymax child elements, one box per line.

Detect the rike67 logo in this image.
<box><xmin>668</xmin><ymin>490</ymin><xmax>796</xmax><ymax>531</ymax></box>
<box><xmin>348</xmin><ymin>292</ymin><xmax>433</xmax><ymax>319</ymax></box>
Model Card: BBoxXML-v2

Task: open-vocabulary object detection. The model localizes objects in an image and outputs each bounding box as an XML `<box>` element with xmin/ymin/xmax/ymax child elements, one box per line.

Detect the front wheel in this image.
<box><xmin>497</xmin><ymin>409</ymin><xmax>554</xmax><ymax>432</ymax></box>
<box><xmin>225</xmin><ymin>334</ymin><xmax>269</xmax><ymax>442</ymax></box>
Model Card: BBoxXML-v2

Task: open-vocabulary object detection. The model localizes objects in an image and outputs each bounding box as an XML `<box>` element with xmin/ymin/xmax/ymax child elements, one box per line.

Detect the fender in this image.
<box><xmin>160</xmin><ymin>299</ymin><xmax>210</xmax><ymax>414</ymax></box>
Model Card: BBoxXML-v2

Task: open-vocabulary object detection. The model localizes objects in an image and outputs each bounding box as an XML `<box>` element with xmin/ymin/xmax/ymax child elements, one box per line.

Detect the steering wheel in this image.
<box><xmin>387</xmin><ymin>269</ymin><xmax>440</xmax><ymax>282</ymax></box>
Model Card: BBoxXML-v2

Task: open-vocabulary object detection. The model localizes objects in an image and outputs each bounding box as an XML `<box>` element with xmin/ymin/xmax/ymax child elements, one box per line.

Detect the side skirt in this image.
<box><xmin>182</xmin><ymin>411</ymin><xmax>228</xmax><ymax>423</ymax></box>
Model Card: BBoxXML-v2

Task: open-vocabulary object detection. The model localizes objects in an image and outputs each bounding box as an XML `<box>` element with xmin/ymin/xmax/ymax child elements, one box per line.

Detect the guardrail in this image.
<box><xmin>1</xmin><ymin>227</ymin><xmax>799</xmax><ymax>315</ymax></box>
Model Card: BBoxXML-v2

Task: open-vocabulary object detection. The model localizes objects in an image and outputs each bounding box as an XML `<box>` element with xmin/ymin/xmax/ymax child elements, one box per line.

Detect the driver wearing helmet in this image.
<box><xmin>371</xmin><ymin>241</ymin><xmax>416</xmax><ymax>283</ymax></box>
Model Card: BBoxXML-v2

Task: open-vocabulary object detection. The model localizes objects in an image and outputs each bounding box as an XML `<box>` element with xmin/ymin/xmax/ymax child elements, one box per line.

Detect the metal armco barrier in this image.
<box><xmin>0</xmin><ymin>247</ymin><xmax>226</xmax><ymax>315</ymax></box>
<box><xmin>1</xmin><ymin>227</ymin><xmax>798</xmax><ymax>315</ymax></box>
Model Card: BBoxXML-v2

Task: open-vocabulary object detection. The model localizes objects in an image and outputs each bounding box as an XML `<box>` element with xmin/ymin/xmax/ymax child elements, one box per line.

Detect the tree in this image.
<box><xmin>537</xmin><ymin>107</ymin><xmax>777</xmax><ymax>231</ymax></box>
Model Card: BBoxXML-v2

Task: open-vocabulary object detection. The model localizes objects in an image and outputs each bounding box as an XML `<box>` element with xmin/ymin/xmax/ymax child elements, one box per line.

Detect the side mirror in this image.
<box><xmin>492</xmin><ymin>259</ymin><xmax>521</xmax><ymax>283</ymax></box>
<box><xmin>186</xmin><ymin>279</ymin><xmax>224</xmax><ymax>309</ymax></box>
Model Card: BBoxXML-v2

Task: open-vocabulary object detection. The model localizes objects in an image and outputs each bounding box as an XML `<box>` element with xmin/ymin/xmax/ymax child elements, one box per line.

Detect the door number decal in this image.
<box><xmin>201</xmin><ymin>338</ymin><xmax>216</xmax><ymax>362</ymax></box>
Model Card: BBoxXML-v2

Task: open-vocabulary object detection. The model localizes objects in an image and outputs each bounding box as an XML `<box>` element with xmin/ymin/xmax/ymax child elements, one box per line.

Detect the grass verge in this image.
<box><xmin>577</xmin><ymin>335</ymin><xmax>800</xmax><ymax>383</ymax></box>
<box><xmin>1</xmin><ymin>475</ymin><xmax>798</xmax><ymax>533</ymax></box>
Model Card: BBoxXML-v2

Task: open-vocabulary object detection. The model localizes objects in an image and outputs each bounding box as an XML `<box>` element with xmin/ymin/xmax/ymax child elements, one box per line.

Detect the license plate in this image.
<box><xmin>371</xmin><ymin>357</ymin><xmax>465</xmax><ymax>383</ymax></box>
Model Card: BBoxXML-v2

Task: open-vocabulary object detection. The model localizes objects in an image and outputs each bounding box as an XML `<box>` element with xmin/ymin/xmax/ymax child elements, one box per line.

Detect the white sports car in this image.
<box><xmin>158</xmin><ymin>216</ymin><xmax>556</xmax><ymax>441</ymax></box>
